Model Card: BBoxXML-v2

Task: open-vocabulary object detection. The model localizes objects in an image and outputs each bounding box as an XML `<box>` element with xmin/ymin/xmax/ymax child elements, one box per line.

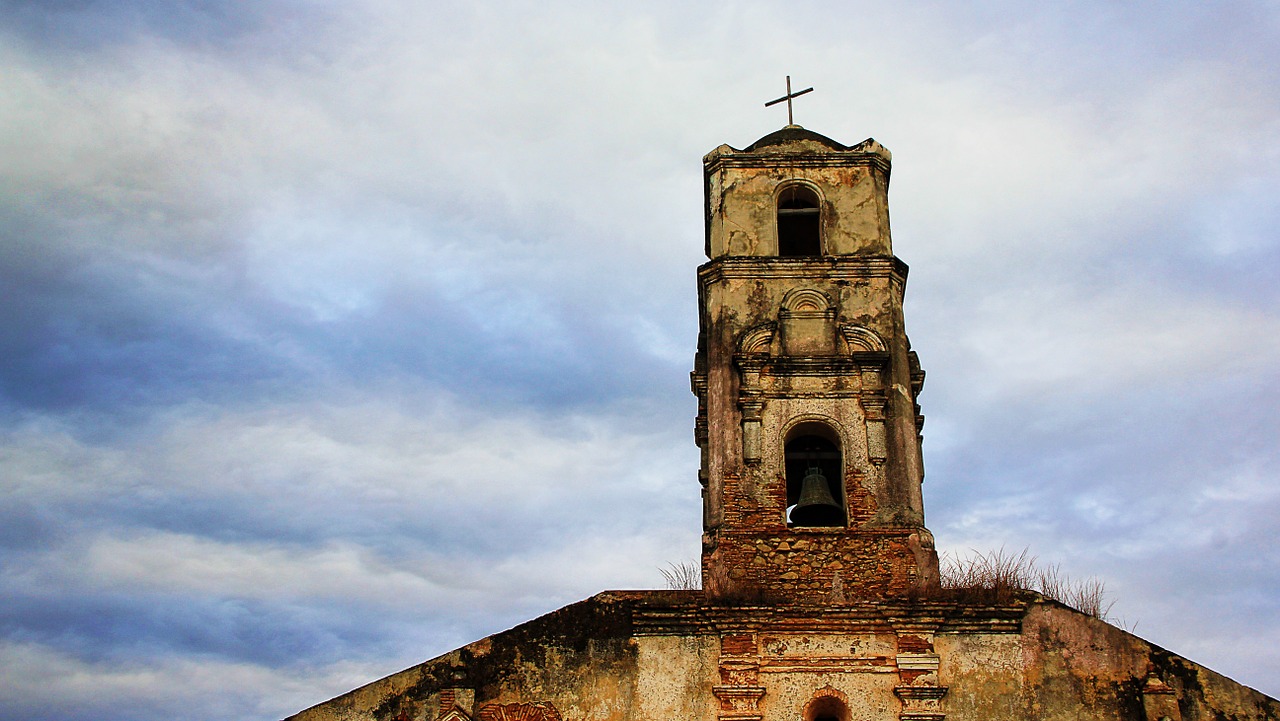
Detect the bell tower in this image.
<box><xmin>691</xmin><ymin>125</ymin><xmax>939</xmax><ymax>602</ymax></box>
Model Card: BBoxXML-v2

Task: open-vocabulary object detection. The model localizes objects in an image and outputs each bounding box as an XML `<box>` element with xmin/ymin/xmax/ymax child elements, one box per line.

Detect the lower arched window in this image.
<box><xmin>784</xmin><ymin>422</ymin><xmax>846</xmax><ymax>527</ymax></box>
<box><xmin>804</xmin><ymin>691</ymin><xmax>851</xmax><ymax>721</ymax></box>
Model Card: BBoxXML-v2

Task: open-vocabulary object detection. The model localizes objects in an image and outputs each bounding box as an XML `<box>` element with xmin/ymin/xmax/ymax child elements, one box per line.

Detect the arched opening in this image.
<box><xmin>803</xmin><ymin>691</ymin><xmax>851</xmax><ymax>721</ymax></box>
<box><xmin>784</xmin><ymin>422</ymin><xmax>845</xmax><ymax>528</ymax></box>
<box><xmin>777</xmin><ymin>185</ymin><xmax>822</xmax><ymax>257</ymax></box>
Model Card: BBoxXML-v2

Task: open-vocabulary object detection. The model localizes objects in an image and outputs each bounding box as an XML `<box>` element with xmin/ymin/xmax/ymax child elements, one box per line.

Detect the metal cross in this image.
<box><xmin>764</xmin><ymin>76</ymin><xmax>814</xmax><ymax>126</ymax></box>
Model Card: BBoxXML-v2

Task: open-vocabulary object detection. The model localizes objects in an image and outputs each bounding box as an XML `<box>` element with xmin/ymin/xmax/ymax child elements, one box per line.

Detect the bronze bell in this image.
<box><xmin>789</xmin><ymin>465</ymin><xmax>844</xmax><ymax>527</ymax></box>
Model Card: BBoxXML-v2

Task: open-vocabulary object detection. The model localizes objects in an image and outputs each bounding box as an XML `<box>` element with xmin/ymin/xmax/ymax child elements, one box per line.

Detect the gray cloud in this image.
<box><xmin>1</xmin><ymin>1</ymin><xmax>1278</xmax><ymax>718</ymax></box>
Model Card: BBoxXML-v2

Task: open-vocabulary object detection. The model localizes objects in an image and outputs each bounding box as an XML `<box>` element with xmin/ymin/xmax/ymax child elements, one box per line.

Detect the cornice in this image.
<box><xmin>698</xmin><ymin>256</ymin><xmax>909</xmax><ymax>285</ymax></box>
<box><xmin>623</xmin><ymin>595</ymin><xmax>1027</xmax><ymax>637</ymax></box>
<box><xmin>705</xmin><ymin>153</ymin><xmax>892</xmax><ymax>176</ymax></box>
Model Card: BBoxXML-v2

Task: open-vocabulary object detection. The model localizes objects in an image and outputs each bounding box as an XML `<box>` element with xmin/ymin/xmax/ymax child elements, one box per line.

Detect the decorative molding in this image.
<box><xmin>803</xmin><ymin>685</ymin><xmax>851</xmax><ymax>707</ymax></box>
<box><xmin>477</xmin><ymin>702</ymin><xmax>562</xmax><ymax>721</ymax></box>
<box><xmin>716</xmin><ymin>632</ymin><xmax>764</xmax><ymax>721</ymax></box>
<box><xmin>704</xmin><ymin>153</ymin><xmax>891</xmax><ymax>175</ymax></box>
<box><xmin>737</xmin><ymin>323</ymin><xmax>776</xmax><ymax>355</ymax></box>
<box><xmin>696</xmin><ymin>256</ymin><xmax>909</xmax><ymax>284</ymax></box>
<box><xmin>895</xmin><ymin>684</ymin><xmax>948</xmax><ymax>721</ymax></box>
<box><xmin>773</xmin><ymin>178</ymin><xmax>825</xmax><ymax>205</ymax></box>
<box><xmin>712</xmin><ymin>686</ymin><xmax>767</xmax><ymax>699</ymax></box>
<box><xmin>780</xmin><ymin>287</ymin><xmax>834</xmax><ymax>314</ymax></box>
<box><xmin>896</xmin><ymin>653</ymin><xmax>940</xmax><ymax>672</ymax></box>
<box><xmin>779</xmin><ymin>414</ymin><xmax>848</xmax><ymax>446</ymax></box>
<box><xmin>733</xmin><ymin>328</ymin><xmax>770</xmax><ymax>463</ymax></box>
<box><xmin>436</xmin><ymin>688</ymin><xmax>475</xmax><ymax>721</ymax></box>
<box><xmin>894</xmin><ymin>686</ymin><xmax>947</xmax><ymax>701</ymax></box>
<box><xmin>801</xmin><ymin>685</ymin><xmax>853</xmax><ymax>721</ymax></box>
<box><xmin>840</xmin><ymin>323</ymin><xmax>888</xmax><ymax>353</ymax></box>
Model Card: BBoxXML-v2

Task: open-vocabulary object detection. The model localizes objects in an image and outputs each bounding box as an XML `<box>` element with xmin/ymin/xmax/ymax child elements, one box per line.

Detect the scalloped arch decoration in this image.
<box><xmin>478</xmin><ymin>703</ymin><xmax>562</xmax><ymax>721</ymax></box>
<box><xmin>781</xmin><ymin>287</ymin><xmax>832</xmax><ymax>313</ymax></box>
<box><xmin>809</xmin><ymin>685</ymin><xmax>849</xmax><ymax>703</ymax></box>
<box><xmin>737</xmin><ymin>323</ymin><xmax>776</xmax><ymax>354</ymax></box>
<box><xmin>840</xmin><ymin>324</ymin><xmax>887</xmax><ymax>353</ymax></box>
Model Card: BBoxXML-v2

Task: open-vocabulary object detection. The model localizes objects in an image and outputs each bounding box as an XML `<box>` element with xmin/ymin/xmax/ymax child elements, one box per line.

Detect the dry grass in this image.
<box><xmin>937</xmin><ymin>547</ymin><xmax>1115</xmax><ymax>619</ymax></box>
<box><xmin>662</xmin><ymin>549</ymin><xmax>1115</xmax><ymax>620</ymax></box>
<box><xmin>660</xmin><ymin>560</ymin><xmax>702</xmax><ymax>590</ymax></box>
<box><xmin>1034</xmin><ymin>560</ymin><xmax>1114</xmax><ymax>619</ymax></box>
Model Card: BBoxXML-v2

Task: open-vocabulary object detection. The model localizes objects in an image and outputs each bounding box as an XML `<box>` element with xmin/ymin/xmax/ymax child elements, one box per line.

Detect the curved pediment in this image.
<box><xmin>840</xmin><ymin>324</ymin><xmax>887</xmax><ymax>353</ymax></box>
<box><xmin>737</xmin><ymin>322</ymin><xmax>777</xmax><ymax>355</ymax></box>
<box><xmin>781</xmin><ymin>287</ymin><xmax>833</xmax><ymax>313</ymax></box>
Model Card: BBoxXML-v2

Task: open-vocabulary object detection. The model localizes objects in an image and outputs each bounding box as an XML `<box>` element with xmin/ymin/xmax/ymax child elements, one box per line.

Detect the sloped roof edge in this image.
<box><xmin>744</xmin><ymin>125</ymin><xmax>848</xmax><ymax>151</ymax></box>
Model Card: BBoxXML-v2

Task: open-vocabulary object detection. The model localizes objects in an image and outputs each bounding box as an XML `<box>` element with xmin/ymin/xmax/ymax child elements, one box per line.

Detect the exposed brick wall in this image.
<box><xmin>708</xmin><ymin>530</ymin><xmax>922</xmax><ymax>601</ymax></box>
<box><xmin>717</xmin><ymin>468</ymin><xmax>877</xmax><ymax>532</ymax></box>
<box><xmin>705</xmin><ymin>459</ymin><xmax>924</xmax><ymax>602</ymax></box>
<box><xmin>696</xmin><ymin>138</ymin><xmax>936</xmax><ymax>607</ymax></box>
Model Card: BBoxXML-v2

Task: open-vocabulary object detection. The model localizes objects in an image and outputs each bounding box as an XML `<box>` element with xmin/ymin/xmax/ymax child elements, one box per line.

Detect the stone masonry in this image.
<box><xmin>693</xmin><ymin>127</ymin><xmax>937</xmax><ymax>602</ymax></box>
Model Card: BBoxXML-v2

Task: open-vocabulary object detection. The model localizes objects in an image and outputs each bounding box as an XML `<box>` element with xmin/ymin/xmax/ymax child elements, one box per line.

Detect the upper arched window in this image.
<box><xmin>784</xmin><ymin>422</ymin><xmax>845</xmax><ymax>528</ymax></box>
<box><xmin>777</xmin><ymin>185</ymin><xmax>821</xmax><ymax>257</ymax></box>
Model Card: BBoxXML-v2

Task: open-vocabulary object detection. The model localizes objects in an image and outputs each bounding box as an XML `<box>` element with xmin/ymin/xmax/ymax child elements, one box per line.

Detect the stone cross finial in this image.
<box><xmin>764</xmin><ymin>75</ymin><xmax>814</xmax><ymax>126</ymax></box>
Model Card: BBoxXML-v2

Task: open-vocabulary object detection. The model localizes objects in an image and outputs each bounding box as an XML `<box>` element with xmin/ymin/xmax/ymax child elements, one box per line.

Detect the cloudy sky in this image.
<box><xmin>2</xmin><ymin>1</ymin><xmax>1278</xmax><ymax>719</ymax></box>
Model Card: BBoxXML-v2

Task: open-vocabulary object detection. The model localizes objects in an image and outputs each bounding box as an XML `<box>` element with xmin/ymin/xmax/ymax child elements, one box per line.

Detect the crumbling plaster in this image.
<box><xmin>287</xmin><ymin>593</ymin><xmax>1280</xmax><ymax>721</ymax></box>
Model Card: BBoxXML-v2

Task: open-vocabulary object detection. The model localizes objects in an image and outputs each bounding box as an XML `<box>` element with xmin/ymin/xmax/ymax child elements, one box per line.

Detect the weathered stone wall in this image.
<box><xmin>287</xmin><ymin>594</ymin><xmax>650</xmax><ymax>721</ymax></box>
<box><xmin>287</xmin><ymin>593</ymin><xmax>1280</xmax><ymax>721</ymax></box>
<box><xmin>708</xmin><ymin>446</ymin><xmax>925</xmax><ymax>600</ymax></box>
<box><xmin>703</xmin><ymin>134</ymin><xmax>893</xmax><ymax>259</ymax></box>
<box><xmin>693</xmin><ymin>131</ymin><xmax>935</xmax><ymax>604</ymax></box>
<box><xmin>695</xmin><ymin>256</ymin><xmax>934</xmax><ymax>600</ymax></box>
<box><xmin>710</xmin><ymin>531</ymin><xmax>924</xmax><ymax>601</ymax></box>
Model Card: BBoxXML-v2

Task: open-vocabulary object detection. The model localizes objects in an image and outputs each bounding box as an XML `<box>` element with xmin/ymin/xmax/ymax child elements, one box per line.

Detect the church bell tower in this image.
<box><xmin>692</xmin><ymin>125</ymin><xmax>940</xmax><ymax>603</ymax></box>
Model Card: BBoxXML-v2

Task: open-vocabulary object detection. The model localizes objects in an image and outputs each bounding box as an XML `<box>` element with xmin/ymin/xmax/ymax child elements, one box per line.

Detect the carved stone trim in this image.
<box><xmin>840</xmin><ymin>323</ymin><xmax>888</xmax><ymax>353</ymax></box>
<box><xmin>780</xmin><ymin>287</ymin><xmax>834</xmax><ymax>313</ymax></box>
<box><xmin>477</xmin><ymin>703</ymin><xmax>561</xmax><ymax>721</ymax></box>
<box><xmin>705</xmin><ymin>152</ymin><xmax>891</xmax><ymax>175</ymax></box>
<box><xmin>716</xmin><ymin>633</ymin><xmax>764</xmax><ymax>721</ymax></box>
<box><xmin>865</xmin><ymin>415</ymin><xmax>887</xmax><ymax>465</ymax></box>
<box><xmin>713</xmin><ymin>686</ymin><xmax>767</xmax><ymax>699</ymax></box>
<box><xmin>737</xmin><ymin>323</ymin><xmax>776</xmax><ymax>355</ymax></box>
<box><xmin>895</xmin><ymin>653</ymin><xmax>940</xmax><ymax>672</ymax></box>
<box><xmin>894</xmin><ymin>684</ymin><xmax>948</xmax><ymax>721</ymax></box>
<box><xmin>810</xmin><ymin>685</ymin><xmax>847</xmax><ymax>701</ymax></box>
<box><xmin>734</xmin><ymin>341</ymin><xmax>768</xmax><ymax>463</ymax></box>
<box><xmin>894</xmin><ymin>686</ymin><xmax>947</xmax><ymax>701</ymax></box>
<box><xmin>742</xmin><ymin>415</ymin><xmax>762</xmax><ymax>462</ymax></box>
<box><xmin>714</xmin><ymin>685</ymin><xmax>766</xmax><ymax>716</ymax></box>
<box><xmin>435</xmin><ymin>688</ymin><xmax>475</xmax><ymax>721</ymax></box>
